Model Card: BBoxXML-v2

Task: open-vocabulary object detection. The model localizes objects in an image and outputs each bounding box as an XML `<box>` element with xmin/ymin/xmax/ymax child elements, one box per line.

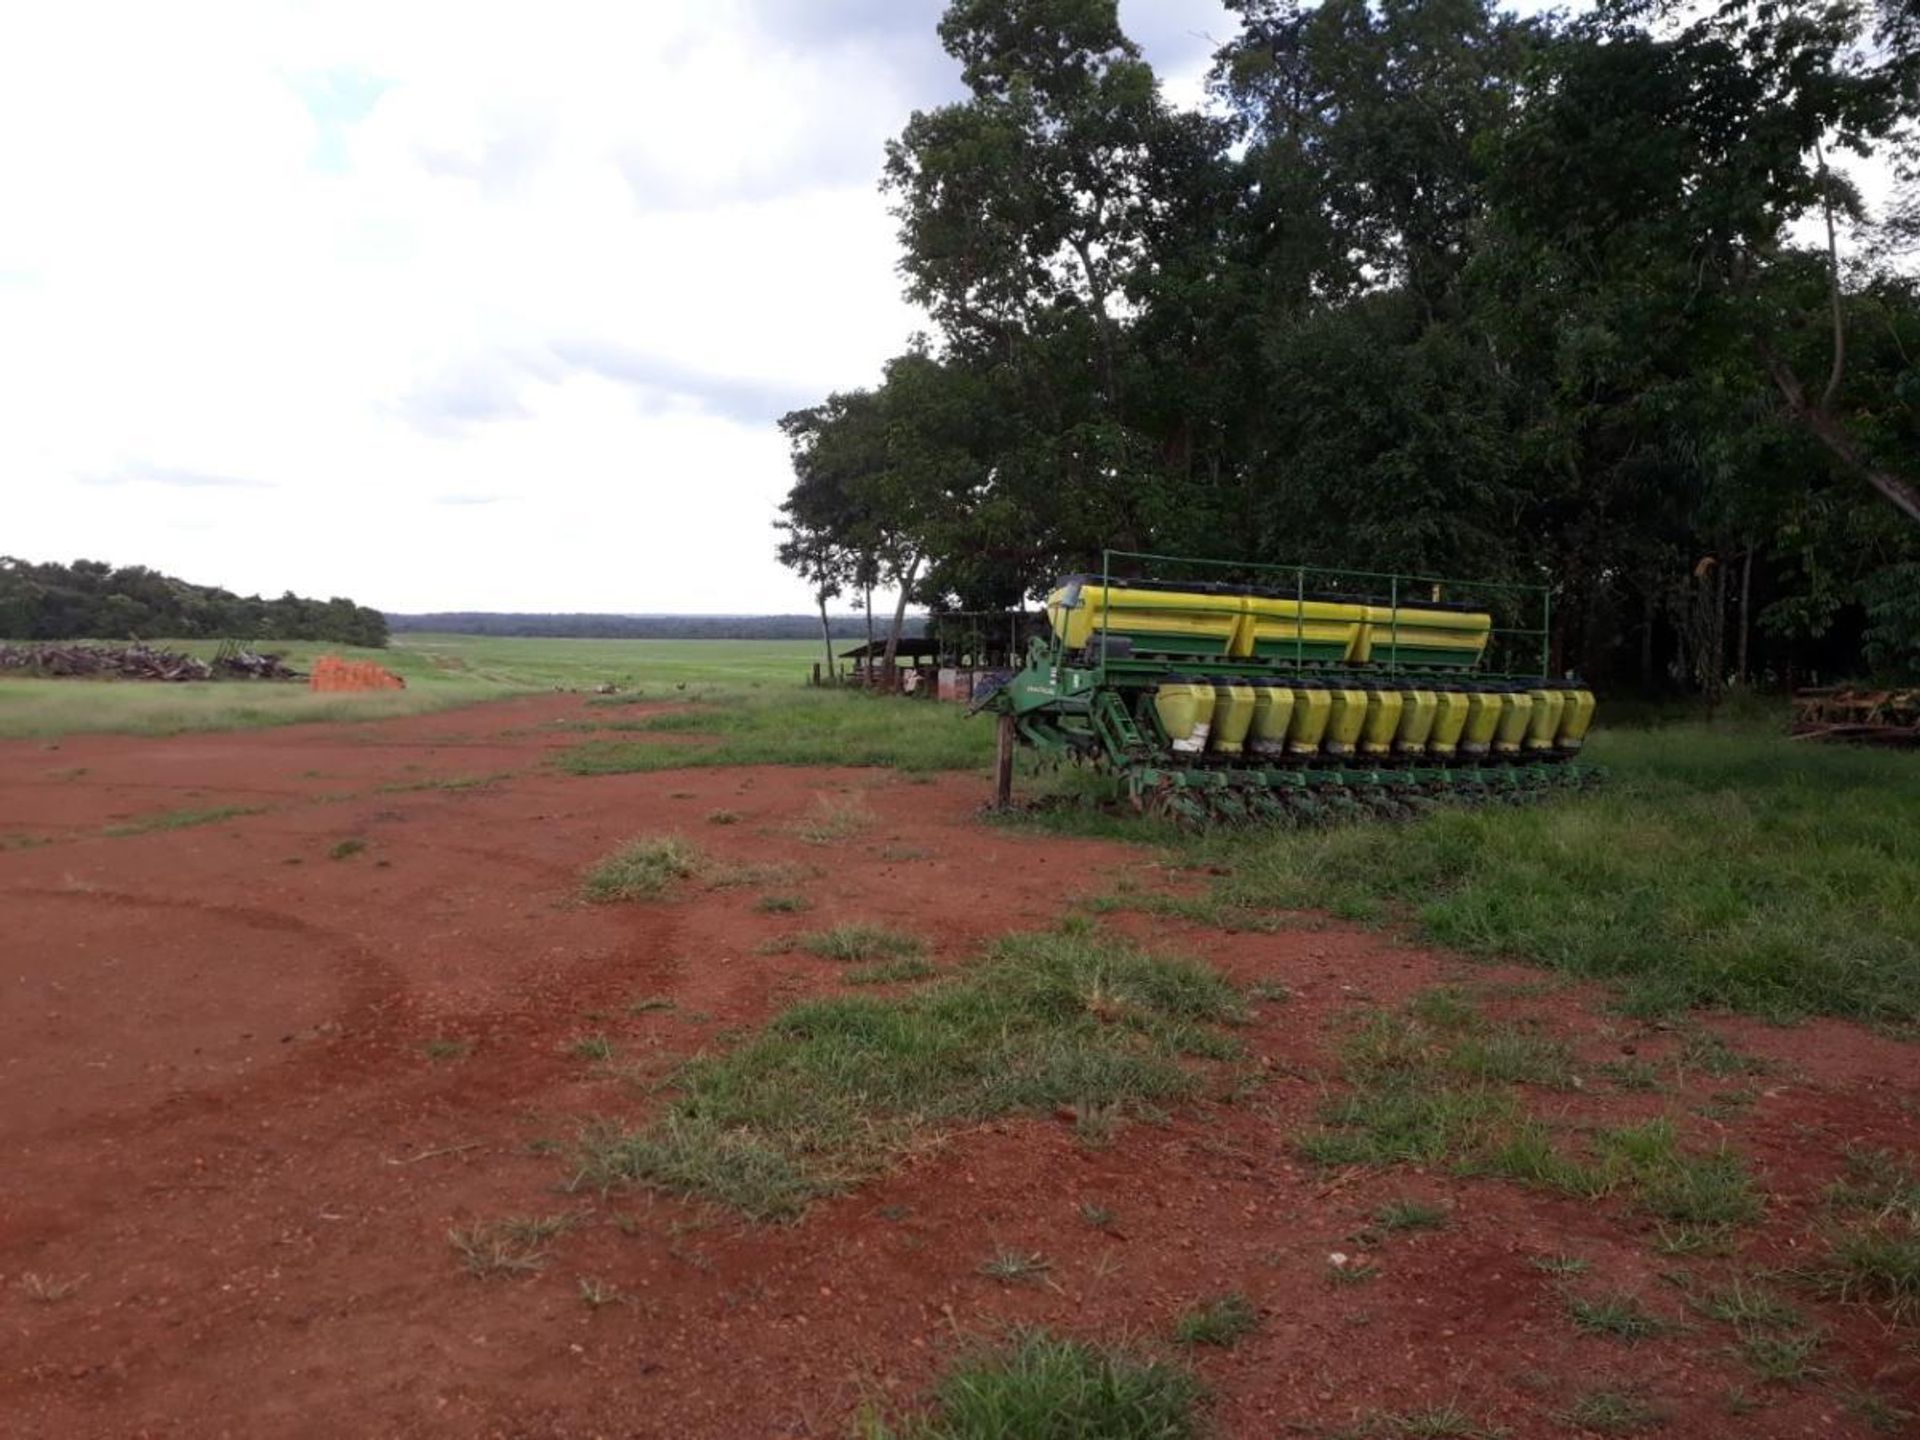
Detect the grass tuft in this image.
<box><xmin>1563</xmin><ymin>1290</ymin><xmax>1671</xmax><ymax>1342</ymax></box>
<box><xmin>754</xmin><ymin>893</ymin><xmax>812</xmax><ymax>914</ymax></box>
<box><xmin>864</xmin><ymin>1330</ymin><xmax>1205</xmax><ymax>1440</ymax></box>
<box><xmin>793</xmin><ymin>923</ymin><xmax>924</xmax><ymax>963</ymax></box>
<box><xmin>1375</xmin><ymin>1198</ymin><xmax>1449</xmax><ymax>1232</ymax></box>
<box><xmin>1172</xmin><ymin>1292</ymin><xmax>1260</xmax><ymax>1348</ymax></box>
<box><xmin>979</xmin><ymin>1248</ymin><xmax>1051</xmax><ymax>1285</ymax></box>
<box><xmin>1562</xmin><ymin>1389</ymin><xmax>1664</xmax><ymax>1433</ymax></box>
<box><xmin>581</xmin><ymin>835</ymin><xmax>703</xmax><ymax>902</ymax></box>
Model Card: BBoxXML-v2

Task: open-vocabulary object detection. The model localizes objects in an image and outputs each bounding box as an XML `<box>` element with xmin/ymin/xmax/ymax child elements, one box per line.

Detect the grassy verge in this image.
<box><xmin>558</xmin><ymin>687</ymin><xmax>992</xmax><ymax>775</ymax></box>
<box><xmin>575</xmin><ymin>925</ymin><xmax>1246</xmax><ymax>1220</ymax></box>
<box><xmin>862</xmin><ymin>1331</ymin><xmax>1206</xmax><ymax>1440</ymax></box>
<box><xmin>1168</xmin><ymin>723</ymin><xmax>1920</xmax><ymax>1025</ymax></box>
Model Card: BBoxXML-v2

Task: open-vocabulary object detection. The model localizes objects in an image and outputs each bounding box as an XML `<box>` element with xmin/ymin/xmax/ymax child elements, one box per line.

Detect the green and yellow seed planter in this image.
<box><xmin>978</xmin><ymin>551</ymin><xmax>1599</xmax><ymax>824</ymax></box>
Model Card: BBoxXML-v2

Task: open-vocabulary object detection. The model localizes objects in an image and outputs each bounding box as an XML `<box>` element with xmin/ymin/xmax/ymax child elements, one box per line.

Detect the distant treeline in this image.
<box><xmin>0</xmin><ymin>557</ymin><xmax>389</xmax><ymax>648</ymax></box>
<box><xmin>387</xmin><ymin>612</ymin><xmax>926</xmax><ymax>641</ymax></box>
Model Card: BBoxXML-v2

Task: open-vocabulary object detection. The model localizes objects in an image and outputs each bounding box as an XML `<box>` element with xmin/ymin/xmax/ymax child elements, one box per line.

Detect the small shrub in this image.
<box><xmin>329</xmin><ymin>838</ymin><xmax>367</xmax><ymax>860</ymax></box>
<box><xmin>754</xmin><ymin>893</ymin><xmax>811</xmax><ymax>914</ymax></box>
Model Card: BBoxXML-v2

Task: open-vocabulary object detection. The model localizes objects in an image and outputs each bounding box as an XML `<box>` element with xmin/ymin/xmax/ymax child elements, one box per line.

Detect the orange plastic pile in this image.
<box><xmin>309</xmin><ymin>656</ymin><xmax>407</xmax><ymax>693</ymax></box>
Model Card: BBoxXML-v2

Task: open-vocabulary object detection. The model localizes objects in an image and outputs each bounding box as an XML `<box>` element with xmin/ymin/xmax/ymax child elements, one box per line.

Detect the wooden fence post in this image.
<box><xmin>994</xmin><ymin>713</ymin><xmax>1015</xmax><ymax>809</ymax></box>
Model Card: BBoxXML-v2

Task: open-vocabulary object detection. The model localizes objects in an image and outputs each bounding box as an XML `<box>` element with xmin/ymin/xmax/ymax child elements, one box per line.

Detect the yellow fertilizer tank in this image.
<box><xmin>1525</xmin><ymin>684</ymin><xmax>1566</xmax><ymax>754</ymax></box>
<box><xmin>1429</xmin><ymin>687</ymin><xmax>1472</xmax><ymax>758</ymax></box>
<box><xmin>1210</xmin><ymin>681</ymin><xmax>1257</xmax><ymax>756</ymax></box>
<box><xmin>1355</xmin><ymin>601</ymin><xmax>1492</xmax><ymax>668</ymax></box>
<box><xmin>1557</xmin><ymin>685</ymin><xmax>1597</xmax><ymax>754</ymax></box>
<box><xmin>1493</xmin><ymin>686</ymin><xmax>1534</xmax><ymax>756</ymax></box>
<box><xmin>1395</xmin><ymin>687</ymin><xmax>1440</xmax><ymax>756</ymax></box>
<box><xmin>1461</xmin><ymin>685</ymin><xmax>1503</xmax><ymax>758</ymax></box>
<box><xmin>1047</xmin><ymin>579</ymin><xmax>1243</xmax><ymax>656</ymax></box>
<box><xmin>1151</xmin><ymin>678</ymin><xmax>1216</xmax><ymax>754</ymax></box>
<box><xmin>1238</xmin><ymin>593</ymin><xmax>1366</xmax><ymax>663</ymax></box>
<box><xmin>1285</xmin><ymin>681</ymin><xmax>1332</xmax><ymax>756</ymax></box>
<box><xmin>1359</xmin><ymin>683</ymin><xmax>1404</xmax><ymax>759</ymax></box>
<box><xmin>1248</xmin><ymin>683</ymin><xmax>1295</xmax><ymax>758</ymax></box>
<box><xmin>1323</xmin><ymin>682</ymin><xmax>1369</xmax><ymax>757</ymax></box>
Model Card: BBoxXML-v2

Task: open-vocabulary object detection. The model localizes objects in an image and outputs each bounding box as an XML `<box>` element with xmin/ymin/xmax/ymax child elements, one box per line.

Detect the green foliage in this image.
<box><xmin>864</xmin><ymin>1329</ymin><xmax>1206</xmax><ymax>1440</ymax></box>
<box><xmin>792</xmin><ymin>924</ymin><xmax>925</xmax><ymax>963</ymax></box>
<box><xmin>778</xmin><ymin>0</ymin><xmax>1920</xmax><ymax>684</ymax></box>
<box><xmin>0</xmin><ymin>555</ymin><xmax>387</xmax><ymax>646</ymax></box>
<box><xmin>574</xmin><ymin>927</ymin><xmax>1245</xmax><ymax>1219</ymax></box>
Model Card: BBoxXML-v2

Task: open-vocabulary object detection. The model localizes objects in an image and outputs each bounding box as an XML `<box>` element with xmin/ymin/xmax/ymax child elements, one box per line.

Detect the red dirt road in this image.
<box><xmin>2</xmin><ymin>696</ymin><xmax>1916</xmax><ymax>1438</ymax></box>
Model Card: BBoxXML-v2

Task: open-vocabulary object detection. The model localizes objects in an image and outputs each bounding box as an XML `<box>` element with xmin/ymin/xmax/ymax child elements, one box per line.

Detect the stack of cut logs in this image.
<box><xmin>0</xmin><ymin>643</ymin><xmax>301</xmax><ymax>682</ymax></box>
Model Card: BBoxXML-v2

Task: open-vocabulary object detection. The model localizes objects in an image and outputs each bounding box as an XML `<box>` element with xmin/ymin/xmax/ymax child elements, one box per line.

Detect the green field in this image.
<box><xmin>0</xmin><ymin>634</ymin><xmax>821</xmax><ymax>739</ymax></box>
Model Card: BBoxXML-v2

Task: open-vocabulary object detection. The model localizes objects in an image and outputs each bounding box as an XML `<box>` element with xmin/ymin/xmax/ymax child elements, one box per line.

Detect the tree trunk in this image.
<box><xmin>817</xmin><ymin>592</ymin><xmax>834</xmax><ymax>687</ymax></box>
<box><xmin>882</xmin><ymin>554</ymin><xmax>922</xmax><ymax>687</ymax></box>
<box><xmin>1736</xmin><ymin>544</ymin><xmax>1753</xmax><ymax>686</ymax></box>
<box><xmin>1764</xmin><ymin>348</ymin><xmax>1920</xmax><ymax>524</ymax></box>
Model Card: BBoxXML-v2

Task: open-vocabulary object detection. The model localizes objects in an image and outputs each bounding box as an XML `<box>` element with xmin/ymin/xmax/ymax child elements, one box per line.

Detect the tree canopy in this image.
<box><xmin>0</xmin><ymin>557</ymin><xmax>390</xmax><ymax>648</ymax></box>
<box><xmin>777</xmin><ymin>0</ymin><xmax>1920</xmax><ymax>687</ymax></box>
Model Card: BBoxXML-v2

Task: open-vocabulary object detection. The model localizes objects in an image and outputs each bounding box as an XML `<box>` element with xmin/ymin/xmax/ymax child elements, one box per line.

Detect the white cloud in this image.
<box><xmin>0</xmin><ymin>1</ymin><xmax>1267</xmax><ymax>613</ymax></box>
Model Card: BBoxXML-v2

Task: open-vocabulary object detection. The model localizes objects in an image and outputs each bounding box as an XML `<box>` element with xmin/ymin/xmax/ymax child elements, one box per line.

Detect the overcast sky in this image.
<box><xmin>2</xmin><ymin>0</ymin><xmax>1242</xmax><ymax>615</ymax></box>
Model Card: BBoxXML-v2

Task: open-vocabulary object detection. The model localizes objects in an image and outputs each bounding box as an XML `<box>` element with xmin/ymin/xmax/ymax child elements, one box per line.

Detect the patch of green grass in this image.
<box><xmin>581</xmin><ymin>835</ymin><xmax>703</xmax><ymax>902</ymax></box>
<box><xmin>1375</xmin><ymin>1198</ymin><xmax>1449</xmax><ymax>1232</ymax></box>
<box><xmin>1562</xmin><ymin>1389</ymin><xmax>1664</xmax><ymax>1433</ymax></box>
<box><xmin>627</xmin><ymin>996</ymin><xmax>675</xmax><ymax>1015</ymax></box>
<box><xmin>862</xmin><ymin>1330</ymin><xmax>1205</xmax><ymax>1440</ymax></box>
<box><xmin>706</xmin><ymin>808</ymin><xmax>741</xmax><ymax>825</ymax></box>
<box><xmin>1205</xmin><ymin>724</ymin><xmax>1920</xmax><ymax>1024</ymax></box>
<box><xmin>1826</xmin><ymin>1145</ymin><xmax>1920</xmax><ymax>1221</ymax></box>
<box><xmin>570</xmin><ymin>1033</ymin><xmax>615</xmax><ymax>1063</ymax></box>
<box><xmin>1811</xmin><ymin>1222</ymin><xmax>1920</xmax><ymax>1321</ymax></box>
<box><xmin>102</xmin><ymin>804</ymin><xmax>264</xmax><ymax>837</ymax></box>
<box><xmin>793</xmin><ymin>923</ymin><xmax>924</xmax><ymax>963</ymax></box>
<box><xmin>848</xmin><ymin>957</ymin><xmax>938</xmax><ymax>985</ymax></box>
<box><xmin>559</xmin><ymin>686</ymin><xmax>991</xmax><ymax>777</ymax></box>
<box><xmin>1689</xmin><ymin>1278</ymin><xmax>1802</xmax><ymax>1329</ymax></box>
<box><xmin>573</xmin><ymin>927</ymin><xmax>1245</xmax><ymax>1220</ymax></box>
<box><xmin>1736</xmin><ymin>1327</ymin><xmax>1824</xmax><ymax>1385</ymax></box>
<box><xmin>423</xmin><ymin>1038</ymin><xmax>472</xmax><ymax>1062</ymax></box>
<box><xmin>1079</xmin><ymin>1201</ymin><xmax>1115</xmax><ymax>1228</ymax></box>
<box><xmin>328</xmin><ymin>837</ymin><xmax>367</xmax><ymax>860</ymax></box>
<box><xmin>1563</xmin><ymin>1290</ymin><xmax>1671</xmax><ymax>1342</ymax></box>
<box><xmin>577</xmin><ymin>1276</ymin><xmax>620</xmax><ymax>1308</ymax></box>
<box><xmin>1839</xmin><ymin>1380</ymin><xmax>1918</xmax><ymax>1433</ymax></box>
<box><xmin>754</xmin><ymin>893</ymin><xmax>812</xmax><ymax>914</ymax></box>
<box><xmin>791</xmin><ymin>793</ymin><xmax>873</xmax><ymax>844</ymax></box>
<box><xmin>1300</xmin><ymin>1001</ymin><xmax>1758</xmax><ymax>1231</ymax></box>
<box><xmin>1172</xmin><ymin>1292</ymin><xmax>1259</xmax><ymax>1347</ymax></box>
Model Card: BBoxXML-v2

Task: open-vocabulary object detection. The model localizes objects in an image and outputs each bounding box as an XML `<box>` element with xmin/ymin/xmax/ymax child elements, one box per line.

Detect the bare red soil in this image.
<box><xmin>2</xmin><ymin>696</ymin><xmax>1916</xmax><ymax>1438</ymax></box>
